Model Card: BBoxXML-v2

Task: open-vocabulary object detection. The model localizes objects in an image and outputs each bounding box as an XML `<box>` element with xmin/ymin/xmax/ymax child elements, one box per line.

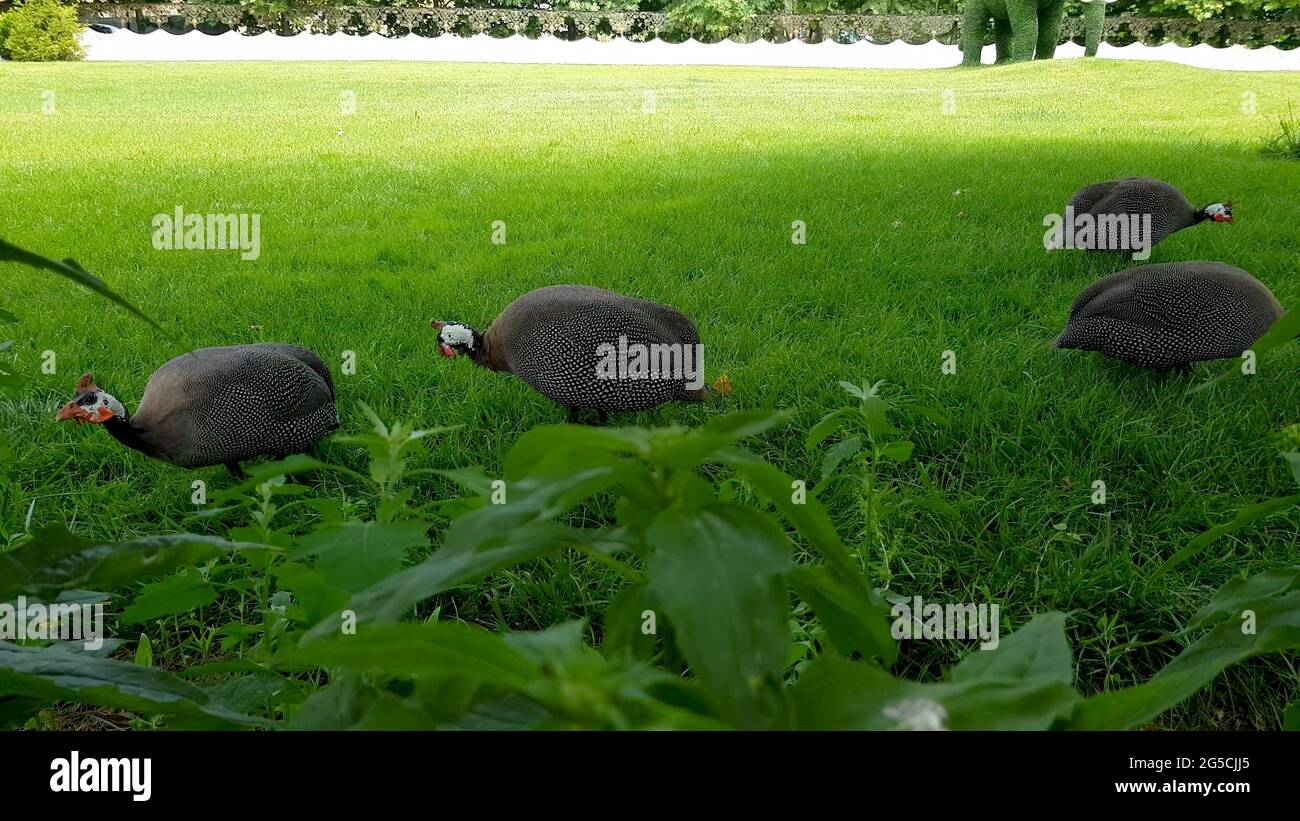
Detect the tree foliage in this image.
<box><xmin>0</xmin><ymin>0</ymin><xmax>83</xmax><ymax>62</ymax></box>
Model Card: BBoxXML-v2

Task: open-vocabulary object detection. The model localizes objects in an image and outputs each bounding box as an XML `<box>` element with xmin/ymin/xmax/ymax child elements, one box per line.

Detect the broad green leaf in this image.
<box><xmin>120</xmin><ymin>571</ymin><xmax>218</xmax><ymax>625</ymax></box>
<box><xmin>646</xmin><ymin>503</ymin><xmax>792</xmax><ymax>729</ymax></box>
<box><xmin>819</xmin><ymin>435</ymin><xmax>862</xmax><ymax>482</ymax></box>
<box><xmin>711</xmin><ymin>448</ymin><xmax>899</xmax><ymax>667</ymax></box>
<box><xmin>711</xmin><ymin>447</ymin><xmax>854</xmax><ymax>573</ymax></box>
<box><xmin>504</xmin><ymin>621</ymin><xmax>592</xmax><ymax>668</ymax></box>
<box><xmin>805</xmin><ymin>408</ymin><xmax>851</xmax><ymax>451</ymax></box>
<box><xmin>1152</xmin><ymin>495</ymin><xmax>1300</xmax><ymax>579</ymax></box>
<box><xmin>208</xmin><ymin>455</ymin><xmax>364</xmax><ymax>504</ymax></box>
<box><xmin>1187</xmin><ymin>566</ymin><xmax>1300</xmax><ymax>631</ymax></box>
<box><xmin>1070</xmin><ymin>589</ymin><xmax>1300</xmax><ymax>730</ymax></box>
<box><xmin>505</xmin><ymin>424</ymin><xmax>657</xmax><ymax>479</ymax></box>
<box><xmin>0</xmin><ymin>525</ymin><xmax>277</xmax><ymax>600</ymax></box>
<box><xmin>837</xmin><ymin>381</ymin><xmax>867</xmax><ymax>400</ymax></box>
<box><xmin>303</xmin><ymin>467</ymin><xmax>620</xmax><ymax>640</ymax></box>
<box><xmin>1285</xmin><ymin>452</ymin><xmax>1300</xmax><ymax>488</ymax></box>
<box><xmin>498</xmin><ymin>622</ymin><xmax>716</xmax><ymax>730</ymax></box>
<box><xmin>292</xmin><ymin>520</ymin><xmax>428</xmax><ymax>593</ymax></box>
<box><xmin>290</xmin><ymin>674</ymin><xmax>438</xmax><ymax>730</ymax></box>
<box><xmin>0</xmin><ymin>642</ymin><xmax>264</xmax><ymax>726</ymax></box>
<box><xmin>602</xmin><ymin>580</ymin><xmax>660</xmax><ymax>661</ymax></box>
<box><xmin>432</xmin><ymin>466</ymin><xmax>497</xmax><ymax>496</ymax></box>
<box><xmin>951</xmin><ymin>612</ymin><xmax>1072</xmax><ymax>685</ymax></box>
<box><xmin>860</xmin><ymin>394</ymin><xmax>901</xmax><ymax>437</ymax></box>
<box><xmin>0</xmin><ymin>239</ymin><xmax>166</xmax><ymax>334</ymax></box>
<box><xmin>649</xmin><ymin>409</ymin><xmax>792</xmax><ymax>469</ymax></box>
<box><xmin>877</xmin><ymin>440</ymin><xmax>915</xmax><ymax>462</ymax></box>
<box><xmin>134</xmin><ymin>634</ymin><xmax>153</xmax><ymax>667</ymax></box>
<box><xmin>273</xmin><ymin>563</ymin><xmax>350</xmax><ymax>625</ymax></box>
<box><xmin>205</xmin><ymin>673</ymin><xmax>293</xmax><ymax>715</ymax></box>
<box><xmin>0</xmin><ymin>696</ymin><xmax>44</xmax><ymax>727</ymax></box>
<box><xmin>411</xmin><ymin>675</ymin><xmax>492</xmax><ymax>724</ymax></box>
<box><xmin>793</xmin><ymin>655</ymin><xmax>1079</xmax><ymax>730</ymax></box>
<box><xmin>442</xmin><ymin>693</ymin><xmax>550</xmax><ymax>731</ymax></box>
<box><xmin>47</xmin><ymin>637</ymin><xmax>125</xmax><ymax>659</ymax></box>
<box><xmin>788</xmin><ymin>563</ymin><xmax>895</xmax><ymax>662</ymax></box>
<box><xmin>289</xmin><ymin>621</ymin><xmax>540</xmax><ymax>689</ymax></box>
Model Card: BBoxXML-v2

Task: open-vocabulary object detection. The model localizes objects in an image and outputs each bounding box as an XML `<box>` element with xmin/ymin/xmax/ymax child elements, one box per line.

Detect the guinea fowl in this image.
<box><xmin>1054</xmin><ymin>261</ymin><xmax>1285</xmax><ymax>370</ymax></box>
<box><xmin>1066</xmin><ymin>177</ymin><xmax>1233</xmax><ymax>253</ymax></box>
<box><xmin>431</xmin><ymin>284</ymin><xmax>706</xmax><ymax>422</ymax></box>
<box><xmin>56</xmin><ymin>343</ymin><xmax>339</xmax><ymax>476</ymax></box>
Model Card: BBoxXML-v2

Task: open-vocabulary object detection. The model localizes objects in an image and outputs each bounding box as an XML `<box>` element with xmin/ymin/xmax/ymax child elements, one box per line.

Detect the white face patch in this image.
<box><xmin>101</xmin><ymin>392</ymin><xmax>125</xmax><ymax>418</ymax></box>
<box><xmin>439</xmin><ymin>324</ymin><xmax>475</xmax><ymax>350</ymax></box>
<box><xmin>1205</xmin><ymin>203</ymin><xmax>1229</xmax><ymax>218</ymax></box>
<box><xmin>84</xmin><ymin>391</ymin><xmax>123</xmax><ymax>420</ymax></box>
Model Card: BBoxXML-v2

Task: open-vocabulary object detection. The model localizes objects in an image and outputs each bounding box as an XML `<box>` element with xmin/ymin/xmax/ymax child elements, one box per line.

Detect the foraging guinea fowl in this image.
<box><xmin>1066</xmin><ymin>177</ymin><xmax>1233</xmax><ymax>252</ymax></box>
<box><xmin>431</xmin><ymin>284</ymin><xmax>706</xmax><ymax>422</ymax></box>
<box><xmin>1054</xmin><ymin>262</ymin><xmax>1284</xmax><ymax>370</ymax></box>
<box><xmin>56</xmin><ymin>344</ymin><xmax>339</xmax><ymax>476</ymax></box>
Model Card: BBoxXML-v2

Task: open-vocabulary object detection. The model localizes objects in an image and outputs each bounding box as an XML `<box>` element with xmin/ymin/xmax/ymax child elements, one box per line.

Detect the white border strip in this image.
<box><xmin>80</xmin><ymin>30</ymin><xmax>1300</xmax><ymax>71</ymax></box>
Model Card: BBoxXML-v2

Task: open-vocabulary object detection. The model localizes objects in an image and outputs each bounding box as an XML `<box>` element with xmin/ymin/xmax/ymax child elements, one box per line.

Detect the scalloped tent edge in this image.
<box><xmin>74</xmin><ymin>5</ymin><xmax>1300</xmax><ymax>50</ymax></box>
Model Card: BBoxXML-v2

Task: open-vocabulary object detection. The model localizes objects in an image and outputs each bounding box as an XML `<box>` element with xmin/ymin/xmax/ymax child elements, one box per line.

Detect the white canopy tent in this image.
<box><xmin>80</xmin><ymin>29</ymin><xmax>1300</xmax><ymax>72</ymax></box>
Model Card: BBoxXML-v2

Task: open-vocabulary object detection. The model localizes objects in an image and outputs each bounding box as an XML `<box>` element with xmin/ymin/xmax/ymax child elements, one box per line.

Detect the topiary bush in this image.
<box><xmin>0</xmin><ymin>0</ymin><xmax>85</xmax><ymax>62</ymax></box>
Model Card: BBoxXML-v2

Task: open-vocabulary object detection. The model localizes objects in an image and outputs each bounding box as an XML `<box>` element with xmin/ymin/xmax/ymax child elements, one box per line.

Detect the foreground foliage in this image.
<box><xmin>2</xmin><ymin>406</ymin><xmax>1297</xmax><ymax>730</ymax></box>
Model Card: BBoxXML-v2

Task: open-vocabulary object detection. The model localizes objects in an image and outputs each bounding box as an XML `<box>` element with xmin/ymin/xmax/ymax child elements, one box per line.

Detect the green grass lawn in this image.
<box><xmin>1</xmin><ymin>58</ymin><xmax>1297</xmax><ymax>729</ymax></box>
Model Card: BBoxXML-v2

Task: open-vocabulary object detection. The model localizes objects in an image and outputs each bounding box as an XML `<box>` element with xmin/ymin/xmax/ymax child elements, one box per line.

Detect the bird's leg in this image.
<box><xmin>225</xmin><ymin>461</ymin><xmax>247</xmax><ymax>480</ymax></box>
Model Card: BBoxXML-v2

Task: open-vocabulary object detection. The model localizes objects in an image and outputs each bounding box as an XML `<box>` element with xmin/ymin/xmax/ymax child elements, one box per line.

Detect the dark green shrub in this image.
<box><xmin>0</xmin><ymin>0</ymin><xmax>84</xmax><ymax>62</ymax></box>
<box><xmin>667</xmin><ymin>0</ymin><xmax>756</xmax><ymax>39</ymax></box>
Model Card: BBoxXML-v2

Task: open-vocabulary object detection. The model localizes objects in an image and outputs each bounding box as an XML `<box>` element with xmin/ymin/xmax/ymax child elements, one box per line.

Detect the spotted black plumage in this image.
<box><xmin>1054</xmin><ymin>262</ymin><xmax>1285</xmax><ymax>370</ymax></box>
<box><xmin>1067</xmin><ymin>177</ymin><xmax>1230</xmax><ymax>252</ymax></box>
<box><xmin>435</xmin><ymin>284</ymin><xmax>706</xmax><ymax>417</ymax></box>
<box><xmin>59</xmin><ymin>343</ymin><xmax>338</xmax><ymax>472</ymax></box>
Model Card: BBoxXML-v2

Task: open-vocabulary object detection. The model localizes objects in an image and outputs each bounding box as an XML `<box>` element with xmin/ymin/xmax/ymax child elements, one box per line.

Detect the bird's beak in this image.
<box><xmin>56</xmin><ymin>402</ymin><xmax>85</xmax><ymax>423</ymax></box>
<box><xmin>439</xmin><ymin>345</ymin><xmax>456</xmax><ymax>358</ymax></box>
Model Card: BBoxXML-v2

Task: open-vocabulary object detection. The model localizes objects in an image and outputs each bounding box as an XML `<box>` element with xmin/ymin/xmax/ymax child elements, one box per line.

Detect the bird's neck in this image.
<box><xmin>469</xmin><ymin>328</ymin><xmax>507</xmax><ymax>372</ymax></box>
<box><xmin>104</xmin><ymin>411</ymin><xmax>156</xmax><ymax>458</ymax></box>
<box><xmin>1193</xmin><ymin>205</ymin><xmax>1214</xmax><ymax>224</ymax></box>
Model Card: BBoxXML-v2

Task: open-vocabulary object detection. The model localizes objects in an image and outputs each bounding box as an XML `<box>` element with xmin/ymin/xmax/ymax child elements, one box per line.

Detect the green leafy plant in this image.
<box><xmin>0</xmin><ymin>0</ymin><xmax>83</xmax><ymax>62</ymax></box>
<box><xmin>806</xmin><ymin>380</ymin><xmax>953</xmax><ymax>584</ymax></box>
<box><xmin>3</xmin><ymin>406</ymin><xmax>1298</xmax><ymax>730</ymax></box>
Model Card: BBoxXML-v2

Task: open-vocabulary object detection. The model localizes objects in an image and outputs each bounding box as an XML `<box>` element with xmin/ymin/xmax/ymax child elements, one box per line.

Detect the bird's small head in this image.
<box><xmin>1203</xmin><ymin>201</ymin><xmax>1234</xmax><ymax>224</ymax></box>
<box><xmin>56</xmin><ymin>373</ymin><xmax>124</xmax><ymax>425</ymax></box>
<box><xmin>430</xmin><ymin>320</ymin><xmax>479</xmax><ymax>359</ymax></box>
